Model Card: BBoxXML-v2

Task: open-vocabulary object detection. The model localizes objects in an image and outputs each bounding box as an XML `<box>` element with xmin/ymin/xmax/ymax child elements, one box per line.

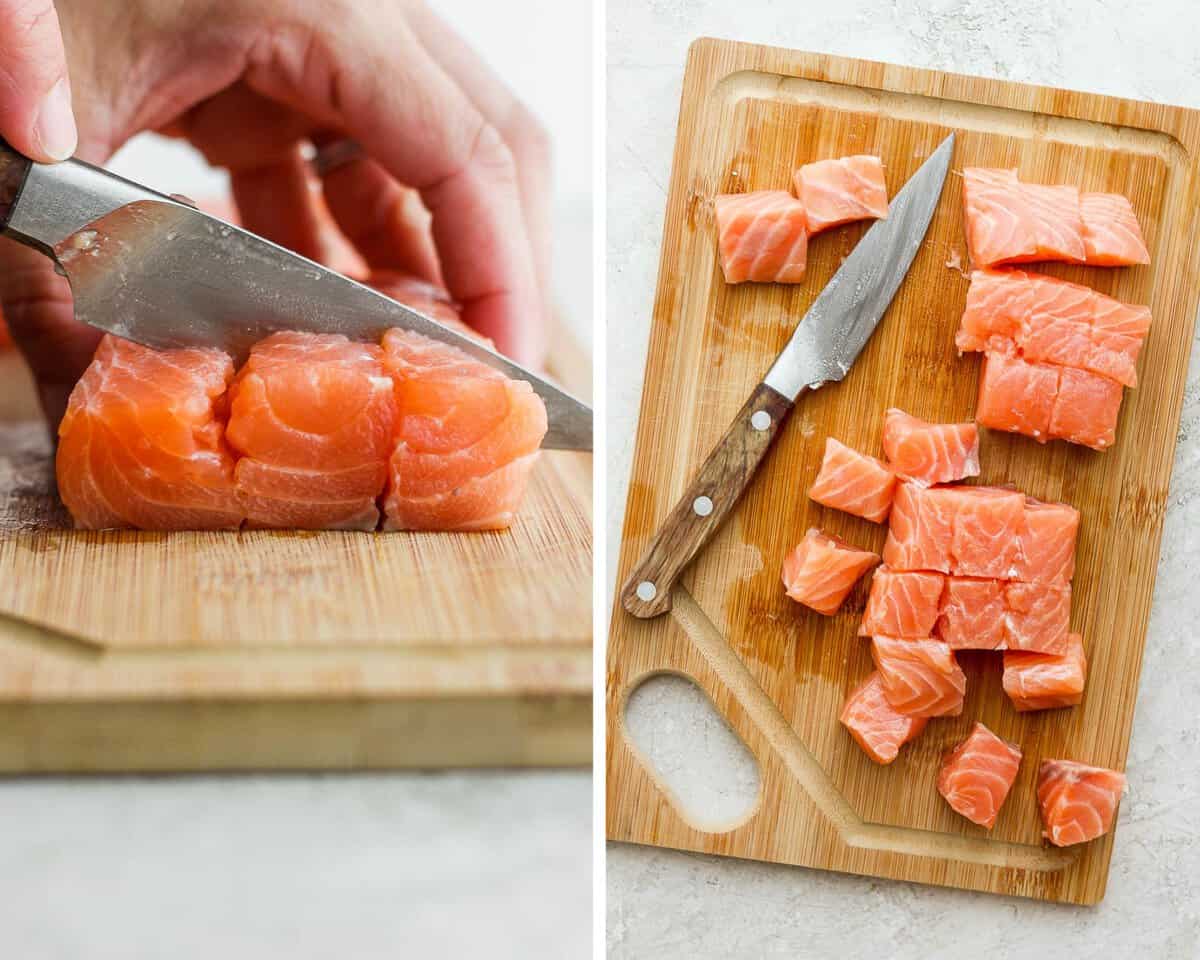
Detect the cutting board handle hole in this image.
<box><xmin>622</xmin><ymin>672</ymin><xmax>761</xmax><ymax>832</ymax></box>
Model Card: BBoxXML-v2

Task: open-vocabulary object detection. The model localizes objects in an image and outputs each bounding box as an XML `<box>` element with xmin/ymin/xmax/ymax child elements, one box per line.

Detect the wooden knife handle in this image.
<box><xmin>620</xmin><ymin>381</ymin><xmax>797</xmax><ymax>618</ymax></box>
<box><xmin>0</xmin><ymin>138</ymin><xmax>31</xmax><ymax>230</ymax></box>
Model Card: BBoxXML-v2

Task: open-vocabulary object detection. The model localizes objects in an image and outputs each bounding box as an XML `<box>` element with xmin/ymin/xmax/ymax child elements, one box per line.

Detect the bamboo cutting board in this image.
<box><xmin>607</xmin><ymin>38</ymin><xmax>1200</xmax><ymax>905</ymax></box>
<box><xmin>0</xmin><ymin>329</ymin><xmax>591</xmax><ymax>772</ymax></box>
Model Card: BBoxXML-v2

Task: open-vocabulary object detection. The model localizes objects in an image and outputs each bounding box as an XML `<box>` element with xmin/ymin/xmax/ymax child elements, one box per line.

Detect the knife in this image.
<box><xmin>620</xmin><ymin>133</ymin><xmax>955</xmax><ymax>618</ymax></box>
<box><xmin>0</xmin><ymin>139</ymin><xmax>591</xmax><ymax>451</ymax></box>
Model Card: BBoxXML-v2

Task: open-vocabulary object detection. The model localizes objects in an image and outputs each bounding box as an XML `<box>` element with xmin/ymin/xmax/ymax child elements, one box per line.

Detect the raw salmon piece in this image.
<box><xmin>956</xmin><ymin>268</ymin><xmax>1033</xmax><ymax>353</ymax></box>
<box><xmin>1014</xmin><ymin>498</ymin><xmax>1080</xmax><ymax>582</ymax></box>
<box><xmin>225</xmin><ymin>332</ymin><xmax>395</xmax><ymax>530</ymax></box>
<box><xmin>962</xmin><ymin>169</ymin><xmax>1038</xmax><ymax>266</ymax></box>
<box><xmin>808</xmin><ymin>437</ymin><xmax>896</xmax><ymax>523</ymax></box>
<box><xmin>56</xmin><ymin>335</ymin><xmax>241</xmax><ymax>530</ymax></box>
<box><xmin>949</xmin><ymin>486</ymin><xmax>1025</xmax><ymax>579</ymax></box>
<box><xmin>792</xmin><ymin>155</ymin><xmax>888</xmax><ymax>234</ymax></box>
<box><xmin>1004</xmin><ymin>632</ymin><xmax>1087</xmax><ymax>711</ymax></box>
<box><xmin>859</xmin><ymin>569</ymin><xmax>945</xmax><ymax>638</ymax></box>
<box><xmin>1004</xmin><ymin>581</ymin><xmax>1071</xmax><ymax>653</ymax></box>
<box><xmin>882</xmin><ymin>482</ymin><xmax>953</xmax><ymax>573</ymax></box>
<box><xmin>976</xmin><ymin>351</ymin><xmax>1060</xmax><ymax>441</ymax></box>
<box><xmin>1037</xmin><ymin>759</ymin><xmax>1126</xmax><ymax>846</ymax></box>
<box><xmin>1089</xmin><ymin>298</ymin><xmax>1151</xmax><ymax>387</ymax></box>
<box><xmin>870</xmin><ymin>637</ymin><xmax>966</xmax><ymax>717</ymax></box>
<box><xmin>1021</xmin><ymin>183</ymin><xmax>1086</xmax><ymax>263</ymax></box>
<box><xmin>1049</xmin><ymin>366</ymin><xmax>1123</xmax><ymax>450</ymax></box>
<box><xmin>1080</xmin><ymin>192</ymin><xmax>1150</xmax><ymax>266</ymax></box>
<box><xmin>1019</xmin><ymin>274</ymin><xmax>1094</xmax><ymax>369</ymax></box>
<box><xmin>367</xmin><ymin>270</ymin><xmax>471</xmax><ymax>334</ymax></box>
<box><xmin>713</xmin><ymin>191</ymin><xmax>808</xmax><ymax>283</ymax></box>
<box><xmin>781</xmin><ymin>528</ymin><xmax>880</xmax><ymax>615</ymax></box>
<box><xmin>938</xmin><ymin>577</ymin><xmax>1006</xmax><ymax>649</ymax></box>
<box><xmin>840</xmin><ymin>671</ymin><xmax>928</xmax><ymax>764</ymax></box>
<box><xmin>937</xmin><ymin>722</ymin><xmax>1023</xmax><ymax>828</ymax></box>
<box><xmin>381</xmin><ymin>329</ymin><xmax>547</xmax><ymax>531</ymax></box>
<box><xmin>882</xmin><ymin>409</ymin><xmax>980</xmax><ymax>486</ymax></box>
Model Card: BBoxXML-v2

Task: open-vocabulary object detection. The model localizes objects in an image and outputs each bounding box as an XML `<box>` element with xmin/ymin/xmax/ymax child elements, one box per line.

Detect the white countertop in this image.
<box><xmin>606</xmin><ymin>0</ymin><xmax>1200</xmax><ymax>955</ymax></box>
<box><xmin>0</xmin><ymin>3</ymin><xmax>591</xmax><ymax>957</ymax></box>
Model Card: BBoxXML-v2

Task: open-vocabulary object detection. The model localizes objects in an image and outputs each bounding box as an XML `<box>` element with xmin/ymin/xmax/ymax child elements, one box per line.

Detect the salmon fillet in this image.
<box><xmin>839</xmin><ymin>671</ymin><xmax>928</xmax><ymax>764</ymax></box>
<box><xmin>713</xmin><ymin>191</ymin><xmax>808</xmax><ymax>283</ymax></box>
<box><xmin>870</xmin><ymin>637</ymin><xmax>966</xmax><ymax>717</ymax></box>
<box><xmin>1014</xmin><ymin>499</ymin><xmax>1080</xmax><ymax>583</ymax></box>
<box><xmin>380</xmin><ymin>329</ymin><xmax>547</xmax><ymax>531</ymax></box>
<box><xmin>1080</xmin><ymin>192</ymin><xmax>1150</xmax><ymax>266</ymax></box>
<box><xmin>963</xmin><ymin>169</ymin><xmax>1145</xmax><ymax>268</ymax></box>
<box><xmin>1003</xmin><ymin>632</ymin><xmax>1087</xmax><ymax>711</ymax></box>
<box><xmin>1037</xmin><ymin>759</ymin><xmax>1126</xmax><ymax>846</ymax></box>
<box><xmin>937</xmin><ymin>722</ymin><xmax>1022</xmax><ymax>829</ymax></box>
<box><xmin>1003</xmin><ymin>581</ymin><xmax>1071</xmax><ymax>653</ymax></box>
<box><xmin>958</xmin><ymin>269</ymin><xmax>1151</xmax><ymax>388</ymax></box>
<box><xmin>56</xmin><ymin>336</ymin><xmax>241</xmax><ymax>530</ymax></box>
<box><xmin>781</xmin><ymin>528</ymin><xmax>879</xmax><ymax>615</ymax></box>
<box><xmin>881</xmin><ymin>409</ymin><xmax>980</xmax><ymax>487</ymax></box>
<box><xmin>1050</xmin><ymin>365</ymin><xmax>1124</xmax><ymax>450</ymax></box>
<box><xmin>225</xmin><ymin>332</ymin><xmax>395</xmax><ymax>530</ymax></box>
<box><xmin>937</xmin><ymin>577</ymin><xmax>1007</xmax><ymax>649</ymax></box>
<box><xmin>859</xmin><ymin>569</ymin><xmax>945</xmax><ymax>638</ymax></box>
<box><xmin>792</xmin><ymin>155</ymin><xmax>888</xmax><ymax>234</ymax></box>
<box><xmin>808</xmin><ymin>437</ymin><xmax>896</xmax><ymax>523</ymax></box>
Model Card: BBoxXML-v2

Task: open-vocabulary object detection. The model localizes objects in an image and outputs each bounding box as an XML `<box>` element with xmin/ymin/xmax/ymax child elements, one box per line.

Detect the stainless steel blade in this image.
<box><xmin>1</xmin><ymin>153</ymin><xmax>591</xmax><ymax>451</ymax></box>
<box><xmin>763</xmin><ymin>132</ymin><xmax>955</xmax><ymax>400</ymax></box>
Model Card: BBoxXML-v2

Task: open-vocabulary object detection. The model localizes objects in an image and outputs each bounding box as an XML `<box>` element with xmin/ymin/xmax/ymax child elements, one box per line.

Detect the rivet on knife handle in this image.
<box><xmin>620</xmin><ymin>381</ymin><xmax>798</xmax><ymax>618</ymax></box>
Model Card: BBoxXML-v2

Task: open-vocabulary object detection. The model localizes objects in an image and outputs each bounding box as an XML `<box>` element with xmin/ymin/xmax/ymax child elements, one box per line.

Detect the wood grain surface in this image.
<box><xmin>0</xmin><ymin>323</ymin><xmax>592</xmax><ymax>771</ymax></box>
<box><xmin>607</xmin><ymin>38</ymin><xmax>1200</xmax><ymax>904</ymax></box>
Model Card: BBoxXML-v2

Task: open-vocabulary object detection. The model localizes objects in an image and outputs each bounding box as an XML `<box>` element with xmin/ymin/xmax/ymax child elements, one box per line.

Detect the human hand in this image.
<box><xmin>0</xmin><ymin>0</ymin><xmax>77</xmax><ymax>161</ymax></box>
<box><xmin>0</xmin><ymin>0</ymin><xmax>550</xmax><ymax>425</ymax></box>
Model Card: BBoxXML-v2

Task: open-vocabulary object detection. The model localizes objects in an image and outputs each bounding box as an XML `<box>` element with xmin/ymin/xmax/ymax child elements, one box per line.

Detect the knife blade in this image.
<box><xmin>620</xmin><ymin>132</ymin><xmax>955</xmax><ymax>618</ymax></box>
<box><xmin>0</xmin><ymin>140</ymin><xmax>591</xmax><ymax>451</ymax></box>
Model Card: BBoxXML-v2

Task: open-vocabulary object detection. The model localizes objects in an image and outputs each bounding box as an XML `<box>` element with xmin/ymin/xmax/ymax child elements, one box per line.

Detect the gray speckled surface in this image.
<box><xmin>606</xmin><ymin>0</ymin><xmax>1200</xmax><ymax>954</ymax></box>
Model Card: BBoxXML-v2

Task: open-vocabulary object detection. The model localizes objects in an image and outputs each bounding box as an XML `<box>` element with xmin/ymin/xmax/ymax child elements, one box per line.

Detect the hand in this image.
<box><xmin>0</xmin><ymin>0</ymin><xmax>77</xmax><ymax>161</ymax></box>
<box><xmin>0</xmin><ymin>0</ymin><xmax>551</xmax><ymax>425</ymax></box>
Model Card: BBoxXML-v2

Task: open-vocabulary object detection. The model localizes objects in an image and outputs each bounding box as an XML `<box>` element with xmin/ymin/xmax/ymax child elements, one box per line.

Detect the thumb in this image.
<box><xmin>0</xmin><ymin>0</ymin><xmax>76</xmax><ymax>162</ymax></box>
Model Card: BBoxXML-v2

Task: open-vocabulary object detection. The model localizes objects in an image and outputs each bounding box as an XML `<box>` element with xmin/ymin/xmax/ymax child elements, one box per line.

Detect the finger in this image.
<box><xmin>0</xmin><ymin>238</ymin><xmax>100</xmax><ymax>425</ymax></box>
<box><xmin>318</xmin><ymin>152</ymin><xmax>442</xmax><ymax>284</ymax></box>
<box><xmin>244</xmin><ymin>17</ymin><xmax>544</xmax><ymax>364</ymax></box>
<box><xmin>229</xmin><ymin>145</ymin><xmax>330</xmax><ymax>263</ymax></box>
<box><xmin>0</xmin><ymin>0</ymin><xmax>77</xmax><ymax>161</ymax></box>
<box><xmin>406</xmin><ymin>3</ymin><xmax>553</xmax><ymax>313</ymax></box>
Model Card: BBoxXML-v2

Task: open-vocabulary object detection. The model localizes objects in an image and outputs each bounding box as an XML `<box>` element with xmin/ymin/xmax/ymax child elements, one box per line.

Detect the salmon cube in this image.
<box><xmin>793</xmin><ymin>155</ymin><xmax>889</xmax><ymax>234</ymax></box>
<box><xmin>1021</xmin><ymin>183</ymin><xmax>1086</xmax><ymax>263</ymax></box>
<box><xmin>1080</xmin><ymin>192</ymin><xmax>1150</xmax><ymax>266</ymax></box>
<box><xmin>714</xmin><ymin>191</ymin><xmax>808</xmax><ymax>284</ymax></box>
<box><xmin>781</xmin><ymin>528</ymin><xmax>879</xmax><ymax>615</ymax></box>
<box><xmin>808</xmin><ymin>437</ymin><xmax>896</xmax><ymax>523</ymax></box>
<box><xmin>1037</xmin><ymin>759</ymin><xmax>1126</xmax><ymax>846</ymax></box>
<box><xmin>882</xmin><ymin>483</ymin><xmax>952</xmax><ymax>573</ymax></box>
<box><xmin>1003</xmin><ymin>632</ymin><xmax>1087</xmax><ymax>711</ymax></box>
<box><xmin>1014</xmin><ymin>499</ymin><xmax>1080</xmax><ymax>582</ymax></box>
<box><xmin>938</xmin><ymin>577</ymin><xmax>1006</xmax><ymax>649</ymax></box>
<box><xmin>976</xmin><ymin>352</ymin><xmax>1060</xmax><ymax>441</ymax></box>
<box><xmin>839</xmin><ymin>672</ymin><xmax>928</xmax><ymax>764</ymax></box>
<box><xmin>881</xmin><ymin>409</ymin><xmax>980</xmax><ymax>487</ymax></box>
<box><xmin>1004</xmin><ymin>581</ymin><xmax>1071</xmax><ymax>653</ymax></box>
<box><xmin>1019</xmin><ymin>276</ymin><xmax>1094</xmax><ymax>368</ymax></box>
<box><xmin>962</xmin><ymin>169</ymin><xmax>1038</xmax><ymax>266</ymax></box>
<box><xmin>870</xmin><ymin>637</ymin><xmax>966</xmax><ymax>718</ymax></box>
<box><xmin>1089</xmin><ymin>298</ymin><xmax>1151</xmax><ymax>387</ymax></box>
<box><xmin>859</xmin><ymin>569</ymin><xmax>945</xmax><ymax>638</ymax></box>
<box><xmin>956</xmin><ymin>268</ymin><xmax>1033</xmax><ymax>353</ymax></box>
<box><xmin>1049</xmin><ymin>367</ymin><xmax>1123</xmax><ymax>450</ymax></box>
<box><xmin>950</xmin><ymin>485</ymin><xmax>1024</xmax><ymax>579</ymax></box>
<box><xmin>937</xmin><ymin>722</ymin><xmax>1022</xmax><ymax>829</ymax></box>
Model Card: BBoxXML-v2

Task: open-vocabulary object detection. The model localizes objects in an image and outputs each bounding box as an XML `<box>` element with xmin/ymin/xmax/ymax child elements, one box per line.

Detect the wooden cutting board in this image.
<box><xmin>607</xmin><ymin>38</ymin><xmax>1200</xmax><ymax>905</ymax></box>
<box><xmin>0</xmin><ymin>327</ymin><xmax>591</xmax><ymax>772</ymax></box>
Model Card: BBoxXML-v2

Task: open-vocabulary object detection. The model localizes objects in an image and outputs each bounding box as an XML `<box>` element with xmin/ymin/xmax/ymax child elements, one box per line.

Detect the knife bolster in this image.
<box><xmin>0</xmin><ymin>139</ymin><xmax>32</xmax><ymax>231</ymax></box>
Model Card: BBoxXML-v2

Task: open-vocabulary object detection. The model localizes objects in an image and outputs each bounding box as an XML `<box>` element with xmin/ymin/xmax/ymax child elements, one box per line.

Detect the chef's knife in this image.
<box><xmin>620</xmin><ymin>133</ymin><xmax>955</xmax><ymax>618</ymax></box>
<box><xmin>0</xmin><ymin>139</ymin><xmax>591</xmax><ymax>451</ymax></box>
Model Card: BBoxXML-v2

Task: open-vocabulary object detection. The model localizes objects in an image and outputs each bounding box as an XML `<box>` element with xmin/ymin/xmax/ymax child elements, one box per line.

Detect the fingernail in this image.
<box><xmin>34</xmin><ymin>78</ymin><xmax>78</xmax><ymax>162</ymax></box>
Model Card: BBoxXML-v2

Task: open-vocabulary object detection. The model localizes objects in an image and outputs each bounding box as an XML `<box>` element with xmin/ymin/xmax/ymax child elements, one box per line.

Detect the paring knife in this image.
<box><xmin>620</xmin><ymin>133</ymin><xmax>955</xmax><ymax>618</ymax></box>
<box><xmin>0</xmin><ymin>139</ymin><xmax>591</xmax><ymax>451</ymax></box>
